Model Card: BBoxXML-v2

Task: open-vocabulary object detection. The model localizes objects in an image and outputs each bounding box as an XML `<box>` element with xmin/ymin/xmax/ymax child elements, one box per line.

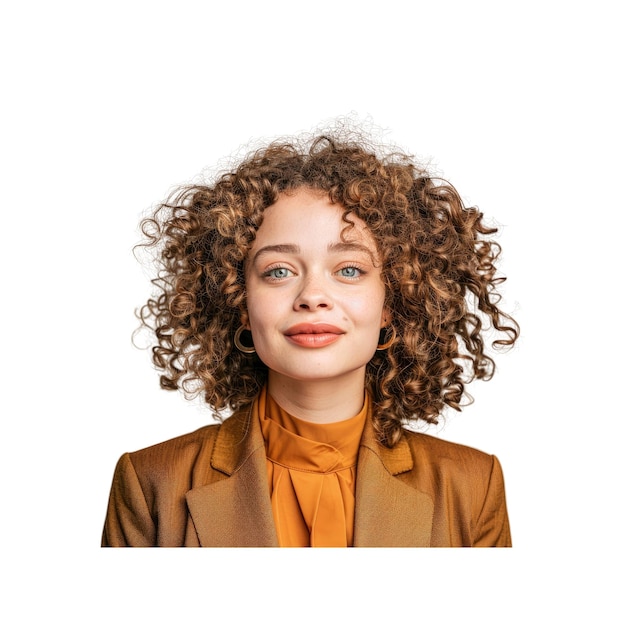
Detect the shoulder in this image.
<box><xmin>400</xmin><ymin>429</ymin><xmax>503</xmax><ymax>491</ymax></box>
<box><xmin>128</xmin><ymin>422</ymin><xmax>221</xmax><ymax>463</ymax></box>
<box><xmin>103</xmin><ymin>420</ymin><xmax>231</xmax><ymax>547</ymax></box>
<box><xmin>403</xmin><ymin>429</ymin><xmax>494</xmax><ymax>463</ymax></box>
<box><xmin>398</xmin><ymin>430</ymin><xmax>511</xmax><ymax>547</ymax></box>
<box><xmin>118</xmin><ymin>422</ymin><xmax>225</xmax><ymax>490</ymax></box>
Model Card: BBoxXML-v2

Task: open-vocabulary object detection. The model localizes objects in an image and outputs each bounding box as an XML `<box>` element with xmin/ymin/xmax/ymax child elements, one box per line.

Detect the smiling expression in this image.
<box><xmin>245</xmin><ymin>188</ymin><xmax>388</xmax><ymax>388</ymax></box>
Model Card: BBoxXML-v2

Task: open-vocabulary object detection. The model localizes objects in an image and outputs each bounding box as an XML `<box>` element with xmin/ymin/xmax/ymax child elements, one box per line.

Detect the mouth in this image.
<box><xmin>284</xmin><ymin>324</ymin><xmax>344</xmax><ymax>348</ymax></box>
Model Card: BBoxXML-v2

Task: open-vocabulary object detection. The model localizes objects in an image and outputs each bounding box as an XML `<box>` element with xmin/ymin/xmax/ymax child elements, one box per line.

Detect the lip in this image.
<box><xmin>284</xmin><ymin>324</ymin><xmax>344</xmax><ymax>335</ymax></box>
<box><xmin>284</xmin><ymin>323</ymin><xmax>344</xmax><ymax>348</ymax></box>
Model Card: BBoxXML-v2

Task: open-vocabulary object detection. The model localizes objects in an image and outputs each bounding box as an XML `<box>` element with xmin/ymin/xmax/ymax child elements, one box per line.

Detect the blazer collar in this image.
<box><xmin>185</xmin><ymin>401</ymin><xmax>279</xmax><ymax>547</ymax></box>
<box><xmin>353</xmin><ymin>416</ymin><xmax>434</xmax><ymax>547</ymax></box>
<box><xmin>186</xmin><ymin>397</ymin><xmax>434</xmax><ymax>547</ymax></box>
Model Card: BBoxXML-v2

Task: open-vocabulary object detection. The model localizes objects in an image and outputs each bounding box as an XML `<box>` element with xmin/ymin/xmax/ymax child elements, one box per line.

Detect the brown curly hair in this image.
<box><xmin>137</xmin><ymin>127</ymin><xmax>519</xmax><ymax>447</ymax></box>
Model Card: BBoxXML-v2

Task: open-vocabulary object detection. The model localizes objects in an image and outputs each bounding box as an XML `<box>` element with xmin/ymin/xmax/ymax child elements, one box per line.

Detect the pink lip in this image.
<box><xmin>285</xmin><ymin>324</ymin><xmax>344</xmax><ymax>335</ymax></box>
<box><xmin>284</xmin><ymin>323</ymin><xmax>344</xmax><ymax>348</ymax></box>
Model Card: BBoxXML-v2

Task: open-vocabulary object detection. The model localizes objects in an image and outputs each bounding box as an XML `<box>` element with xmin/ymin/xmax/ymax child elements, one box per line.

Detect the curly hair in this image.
<box><xmin>137</xmin><ymin>127</ymin><xmax>519</xmax><ymax>447</ymax></box>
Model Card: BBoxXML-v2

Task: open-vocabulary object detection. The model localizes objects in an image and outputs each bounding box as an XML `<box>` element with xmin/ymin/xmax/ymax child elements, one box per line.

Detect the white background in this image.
<box><xmin>1</xmin><ymin>1</ymin><xmax>623</xmax><ymax>623</ymax></box>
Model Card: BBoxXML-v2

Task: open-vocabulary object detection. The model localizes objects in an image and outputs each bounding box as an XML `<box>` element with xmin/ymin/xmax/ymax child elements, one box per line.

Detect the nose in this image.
<box><xmin>293</xmin><ymin>276</ymin><xmax>333</xmax><ymax>311</ymax></box>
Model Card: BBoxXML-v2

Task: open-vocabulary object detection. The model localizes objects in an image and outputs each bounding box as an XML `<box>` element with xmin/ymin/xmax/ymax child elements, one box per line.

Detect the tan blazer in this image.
<box><xmin>102</xmin><ymin>401</ymin><xmax>511</xmax><ymax>547</ymax></box>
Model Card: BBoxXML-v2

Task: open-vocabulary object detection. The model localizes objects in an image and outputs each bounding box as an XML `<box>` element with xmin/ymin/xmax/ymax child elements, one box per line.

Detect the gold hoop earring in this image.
<box><xmin>234</xmin><ymin>326</ymin><xmax>256</xmax><ymax>354</ymax></box>
<box><xmin>376</xmin><ymin>326</ymin><xmax>396</xmax><ymax>351</ymax></box>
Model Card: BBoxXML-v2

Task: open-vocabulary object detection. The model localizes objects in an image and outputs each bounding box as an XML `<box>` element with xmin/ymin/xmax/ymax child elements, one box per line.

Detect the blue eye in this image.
<box><xmin>265</xmin><ymin>267</ymin><xmax>292</xmax><ymax>279</ymax></box>
<box><xmin>339</xmin><ymin>266</ymin><xmax>361</xmax><ymax>278</ymax></box>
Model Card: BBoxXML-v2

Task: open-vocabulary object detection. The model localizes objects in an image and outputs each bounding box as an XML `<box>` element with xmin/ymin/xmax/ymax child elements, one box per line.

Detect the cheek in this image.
<box><xmin>245</xmin><ymin>290</ymin><xmax>278</xmax><ymax>337</ymax></box>
<box><xmin>348</xmin><ymin>296</ymin><xmax>386</xmax><ymax>332</ymax></box>
<box><xmin>246</xmin><ymin>301</ymin><xmax>266</xmax><ymax>333</ymax></box>
<box><xmin>243</xmin><ymin>278</ymin><xmax>267</xmax><ymax>328</ymax></box>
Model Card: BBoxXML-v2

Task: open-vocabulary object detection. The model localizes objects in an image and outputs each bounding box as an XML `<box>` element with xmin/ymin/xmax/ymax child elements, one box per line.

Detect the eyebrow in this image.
<box><xmin>251</xmin><ymin>244</ymin><xmax>300</xmax><ymax>265</ymax></box>
<box><xmin>327</xmin><ymin>242</ymin><xmax>377</xmax><ymax>262</ymax></box>
<box><xmin>251</xmin><ymin>242</ymin><xmax>378</xmax><ymax>264</ymax></box>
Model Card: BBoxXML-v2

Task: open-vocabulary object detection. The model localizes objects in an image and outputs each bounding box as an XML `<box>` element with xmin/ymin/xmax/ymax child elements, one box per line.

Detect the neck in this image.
<box><xmin>267</xmin><ymin>370</ymin><xmax>367</xmax><ymax>424</ymax></box>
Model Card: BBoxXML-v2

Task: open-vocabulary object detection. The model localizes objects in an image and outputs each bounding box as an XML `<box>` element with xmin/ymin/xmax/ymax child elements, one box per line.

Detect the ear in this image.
<box><xmin>380</xmin><ymin>308</ymin><xmax>391</xmax><ymax>328</ymax></box>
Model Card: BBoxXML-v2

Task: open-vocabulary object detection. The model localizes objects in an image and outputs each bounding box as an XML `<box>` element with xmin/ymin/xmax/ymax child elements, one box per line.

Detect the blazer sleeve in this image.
<box><xmin>101</xmin><ymin>453</ymin><xmax>156</xmax><ymax>547</ymax></box>
<box><xmin>472</xmin><ymin>455</ymin><xmax>512</xmax><ymax>547</ymax></box>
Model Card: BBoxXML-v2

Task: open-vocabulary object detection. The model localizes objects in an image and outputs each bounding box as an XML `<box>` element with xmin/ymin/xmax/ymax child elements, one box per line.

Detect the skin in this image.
<box><xmin>244</xmin><ymin>188</ymin><xmax>388</xmax><ymax>423</ymax></box>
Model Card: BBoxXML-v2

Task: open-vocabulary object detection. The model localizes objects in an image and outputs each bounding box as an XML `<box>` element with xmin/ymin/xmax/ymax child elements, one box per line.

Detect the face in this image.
<box><xmin>244</xmin><ymin>188</ymin><xmax>388</xmax><ymax>388</ymax></box>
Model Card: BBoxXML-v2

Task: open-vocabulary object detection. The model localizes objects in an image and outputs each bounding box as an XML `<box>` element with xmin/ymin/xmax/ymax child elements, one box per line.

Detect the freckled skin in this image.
<box><xmin>245</xmin><ymin>189</ymin><xmax>388</xmax><ymax>422</ymax></box>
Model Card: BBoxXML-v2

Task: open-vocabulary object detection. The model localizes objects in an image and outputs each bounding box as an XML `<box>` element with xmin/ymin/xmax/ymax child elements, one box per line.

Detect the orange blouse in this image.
<box><xmin>258</xmin><ymin>386</ymin><xmax>368</xmax><ymax>547</ymax></box>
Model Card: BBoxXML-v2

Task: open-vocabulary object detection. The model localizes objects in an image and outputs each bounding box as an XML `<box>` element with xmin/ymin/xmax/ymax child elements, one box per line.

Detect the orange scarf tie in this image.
<box><xmin>259</xmin><ymin>387</ymin><xmax>368</xmax><ymax>547</ymax></box>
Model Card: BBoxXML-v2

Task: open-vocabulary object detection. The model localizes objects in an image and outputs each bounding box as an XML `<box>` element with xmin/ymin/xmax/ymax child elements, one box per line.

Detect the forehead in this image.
<box><xmin>250</xmin><ymin>189</ymin><xmax>376</xmax><ymax>249</ymax></box>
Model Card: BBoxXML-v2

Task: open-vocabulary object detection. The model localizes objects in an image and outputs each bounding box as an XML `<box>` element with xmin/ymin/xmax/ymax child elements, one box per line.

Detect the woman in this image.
<box><xmin>102</xmin><ymin>128</ymin><xmax>519</xmax><ymax>547</ymax></box>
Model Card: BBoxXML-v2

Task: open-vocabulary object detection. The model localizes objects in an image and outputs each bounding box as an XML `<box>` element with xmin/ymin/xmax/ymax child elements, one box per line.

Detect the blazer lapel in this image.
<box><xmin>185</xmin><ymin>398</ymin><xmax>433</xmax><ymax>547</ymax></box>
<box><xmin>185</xmin><ymin>402</ymin><xmax>278</xmax><ymax>547</ymax></box>
<box><xmin>354</xmin><ymin>420</ymin><xmax>434</xmax><ymax>547</ymax></box>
